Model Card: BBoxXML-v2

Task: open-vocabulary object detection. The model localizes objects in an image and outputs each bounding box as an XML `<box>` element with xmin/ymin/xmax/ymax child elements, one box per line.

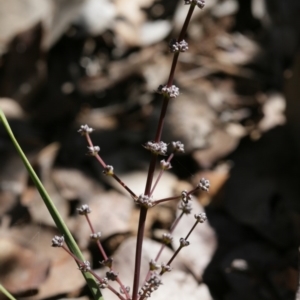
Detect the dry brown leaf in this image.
<box><xmin>52</xmin><ymin>168</ymin><xmax>105</xmax><ymax>202</ymax></box>
<box><xmin>0</xmin><ymin>222</ymin><xmax>89</xmax><ymax>299</ymax></box>
<box><xmin>0</xmin><ymin>237</ymin><xmax>50</xmax><ymax>295</ymax></box>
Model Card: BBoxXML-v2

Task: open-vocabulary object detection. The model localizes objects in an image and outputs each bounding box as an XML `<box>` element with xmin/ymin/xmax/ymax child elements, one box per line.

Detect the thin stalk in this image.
<box><xmin>62</xmin><ymin>246</ymin><xmax>125</xmax><ymax>300</ymax></box>
<box><xmin>149</xmin><ymin>153</ymin><xmax>174</xmax><ymax>197</ymax></box>
<box><xmin>170</xmin><ymin>211</ymin><xmax>185</xmax><ymax>232</ymax></box>
<box><xmin>132</xmin><ymin>207</ymin><xmax>148</xmax><ymax>300</ymax></box>
<box><xmin>143</xmin><ymin>211</ymin><xmax>185</xmax><ymax>283</ymax></box>
<box><xmin>153</xmin><ymin>195</ymin><xmax>181</xmax><ymax>205</ymax></box>
<box><xmin>85</xmin><ymin>212</ymin><xmax>131</xmax><ymax>299</ymax></box>
<box><xmin>85</xmin><ymin>215</ymin><xmax>108</xmax><ymax>260</ymax></box>
<box><xmin>163</xmin><ymin>246</ymin><xmax>183</xmax><ymax>269</ymax></box>
<box><xmin>152</xmin><ymin>185</ymin><xmax>200</xmax><ymax>206</ymax></box>
<box><xmin>154</xmin><ymin>212</ymin><xmax>184</xmax><ymax>263</ymax></box>
<box><xmin>164</xmin><ymin>219</ymin><xmax>199</xmax><ymax>269</ymax></box>
<box><xmin>0</xmin><ymin>110</ymin><xmax>103</xmax><ymax>300</ymax></box>
<box><xmin>132</xmin><ymin>4</ymin><xmax>197</xmax><ymax>300</ymax></box>
<box><xmin>112</xmin><ymin>173</ymin><xmax>138</xmax><ymax>199</ymax></box>
<box><xmin>85</xmin><ymin>134</ymin><xmax>137</xmax><ymax>199</ymax></box>
<box><xmin>185</xmin><ymin>220</ymin><xmax>198</xmax><ymax>240</ymax></box>
<box><xmin>153</xmin><ymin>187</ymin><xmax>198</xmax><ymax>205</ymax></box>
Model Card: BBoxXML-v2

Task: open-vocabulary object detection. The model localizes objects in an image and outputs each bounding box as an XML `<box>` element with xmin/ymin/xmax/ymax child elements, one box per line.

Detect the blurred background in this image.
<box><xmin>0</xmin><ymin>0</ymin><xmax>300</xmax><ymax>299</ymax></box>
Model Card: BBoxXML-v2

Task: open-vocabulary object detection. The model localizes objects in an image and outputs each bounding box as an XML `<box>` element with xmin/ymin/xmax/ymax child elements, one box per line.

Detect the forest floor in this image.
<box><xmin>0</xmin><ymin>0</ymin><xmax>300</xmax><ymax>299</ymax></box>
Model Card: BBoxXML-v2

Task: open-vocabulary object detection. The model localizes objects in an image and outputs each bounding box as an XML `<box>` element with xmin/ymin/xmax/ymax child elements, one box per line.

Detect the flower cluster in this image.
<box><xmin>77</xmin><ymin>204</ymin><xmax>91</xmax><ymax>215</ymax></box>
<box><xmin>157</xmin><ymin>84</ymin><xmax>180</xmax><ymax>98</ymax></box>
<box><xmin>98</xmin><ymin>277</ymin><xmax>109</xmax><ymax>289</ymax></box>
<box><xmin>161</xmin><ymin>263</ymin><xmax>172</xmax><ymax>274</ymax></box>
<box><xmin>149</xmin><ymin>259</ymin><xmax>160</xmax><ymax>271</ymax></box>
<box><xmin>179</xmin><ymin>200</ymin><xmax>192</xmax><ymax>214</ymax></box>
<box><xmin>169</xmin><ymin>39</ymin><xmax>189</xmax><ymax>53</ymax></box>
<box><xmin>179</xmin><ymin>238</ymin><xmax>190</xmax><ymax>247</ymax></box>
<box><xmin>194</xmin><ymin>212</ymin><xmax>207</xmax><ymax>223</ymax></box>
<box><xmin>103</xmin><ymin>165</ymin><xmax>114</xmax><ymax>175</ymax></box>
<box><xmin>149</xmin><ymin>260</ymin><xmax>172</xmax><ymax>274</ymax></box>
<box><xmin>162</xmin><ymin>232</ymin><xmax>173</xmax><ymax>244</ymax></box>
<box><xmin>184</xmin><ymin>0</ymin><xmax>205</xmax><ymax>9</ymax></box>
<box><xmin>144</xmin><ymin>141</ymin><xmax>168</xmax><ymax>156</ymax></box>
<box><xmin>138</xmin><ymin>273</ymin><xmax>162</xmax><ymax>299</ymax></box>
<box><xmin>135</xmin><ymin>194</ymin><xmax>154</xmax><ymax>208</ymax></box>
<box><xmin>106</xmin><ymin>270</ymin><xmax>118</xmax><ymax>281</ymax></box>
<box><xmin>120</xmin><ymin>286</ymin><xmax>130</xmax><ymax>294</ymax></box>
<box><xmin>87</xmin><ymin>146</ymin><xmax>100</xmax><ymax>156</ymax></box>
<box><xmin>90</xmin><ymin>232</ymin><xmax>102</xmax><ymax>240</ymax></box>
<box><xmin>171</xmin><ymin>141</ymin><xmax>185</xmax><ymax>153</ymax></box>
<box><xmin>160</xmin><ymin>159</ymin><xmax>172</xmax><ymax>170</ymax></box>
<box><xmin>51</xmin><ymin>235</ymin><xmax>64</xmax><ymax>247</ymax></box>
<box><xmin>198</xmin><ymin>178</ymin><xmax>210</xmax><ymax>192</ymax></box>
<box><xmin>100</xmin><ymin>257</ymin><xmax>113</xmax><ymax>268</ymax></box>
<box><xmin>79</xmin><ymin>260</ymin><xmax>91</xmax><ymax>272</ymax></box>
<box><xmin>78</xmin><ymin>124</ymin><xmax>94</xmax><ymax>135</ymax></box>
<box><xmin>178</xmin><ymin>190</ymin><xmax>193</xmax><ymax>214</ymax></box>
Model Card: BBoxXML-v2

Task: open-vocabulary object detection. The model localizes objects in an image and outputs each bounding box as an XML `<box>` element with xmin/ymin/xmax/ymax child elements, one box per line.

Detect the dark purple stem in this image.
<box><xmin>150</xmin><ymin>153</ymin><xmax>174</xmax><ymax>196</ymax></box>
<box><xmin>131</xmin><ymin>4</ymin><xmax>196</xmax><ymax>300</ymax></box>
<box><xmin>62</xmin><ymin>245</ymin><xmax>126</xmax><ymax>300</ymax></box>
<box><xmin>112</xmin><ymin>173</ymin><xmax>138</xmax><ymax>199</ymax></box>
<box><xmin>143</xmin><ymin>211</ymin><xmax>184</xmax><ymax>283</ymax></box>
<box><xmin>85</xmin><ymin>215</ymin><xmax>130</xmax><ymax>299</ymax></box>
<box><xmin>85</xmin><ymin>214</ymin><xmax>108</xmax><ymax>260</ymax></box>
<box><xmin>164</xmin><ymin>246</ymin><xmax>182</xmax><ymax>269</ymax></box>
<box><xmin>185</xmin><ymin>220</ymin><xmax>198</xmax><ymax>240</ymax></box>
<box><xmin>153</xmin><ymin>195</ymin><xmax>181</xmax><ymax>205</ymax></box>
<box><xmin>164</xmin><ymin>219</ymin><xmax>198</xmax><ymax>269</ymax></box>
<box><xmin>85</xmin><ymin>134</ymin><xmax>137</xmax><ymax>199</ymax></box>
<box><xmin>132</xmin><ymin>207</ymin><xmax>148</xmax><ymax>300</ymax></box>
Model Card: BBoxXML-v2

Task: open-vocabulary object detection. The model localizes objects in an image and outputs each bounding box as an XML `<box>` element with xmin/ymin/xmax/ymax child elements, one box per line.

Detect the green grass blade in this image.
<box><xmin>0</xmin><ymin>284</ymin><xmax>16</xmax><ymax>300</ymax></box>
<box><xmin>0</xmin><ymin>109</ymin><xmax>103</xmax><ymax>300</ymax></box>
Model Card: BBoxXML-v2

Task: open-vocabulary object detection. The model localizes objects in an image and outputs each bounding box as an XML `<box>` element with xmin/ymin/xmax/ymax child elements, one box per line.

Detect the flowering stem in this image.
<box><xmin>143</xmin><ymin>211</ymin><xmax>184</xmax><ymax>283</ymax></box>
<box><xmin>62</xmin><ymin>245</ymin><xmax>126</xmax><ymax>300</ymax></box>
<box><xmin>85</xmin><ymin>215</ymin><xmax>108</xmax><ymax>260</ymax></box>
<box><xmin>187</xmin><ymin>186</ymin><xmax>200</xmax><ymax>195</ymax></box>
<box><xmin>149</xmin><ymin>153</ymin><xmax>174</xmax><ymax>197</ymax></box>
<box><xmin>160</xmin><ymin>212</ymin><xmax>184</xmax><ymax>257</ymax></box>
<box><xmin>85</xmin><ymin>216</ymin><xmax>130</xmax><ymax>299</ymax></box>
<box><xmin>132</xmin><ymin>207</ymin><xmax>148</xmax><ymax>300</ymax></box>
<box><xmin>154</xmin><ymin>96</ymin><xmax>170</xmax><ymax>142</ymax></box>
<box><xmin>85</xmin><ymin>134</ymin><xmax>137</xmax><ymax>199</ymax></box>
<box><xmin>116</xmin><ymin>277</ymin><xmax>131</xmax><ymax>300</ymax></box>
<box><xmin>178</xmin><ymin>4</ymin><xmax>196</xmax><ymax>41</ymax></box>
<box><xmin>153</xmin><ymin>186</ymin><xmax>198</xmax><ymax>205</ymax></box>
<box><xmin>185</xmin><ymin>220</ymin><xmax>198</xmax><ymax>240</ymax></box>
<box><xmin>153</xmin><ymin>195</ymin><xmax>181</xmax><ymax>205</ymax></box>
<box><xmin>132</xmin><ymin>4</ymin><xmax>197</xmax><ymax>300</ymax></box>
<box><xmin>165</xmin><ymin>219</ymin><xmax>198</xmax><ymax>268</ymax></box>
<box><xmin>163</xmin><ymin>246</ymin><xmax>183</xmax><ymax>270</ymax></box>
<box><xmin>170</xmin><ymin>211</ymin><xmax>185</xmax><ymax>232</ymax></box>
<box><xmin>112</xmin><ymin>173</ymin><xmax>138</xmax><ymax>199</ymax></box>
